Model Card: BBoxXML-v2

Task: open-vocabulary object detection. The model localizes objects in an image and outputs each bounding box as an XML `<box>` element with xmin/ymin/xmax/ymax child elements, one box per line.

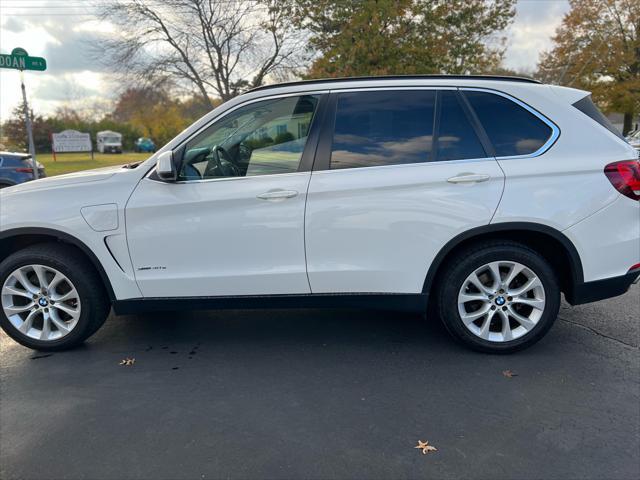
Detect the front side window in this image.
<box><xmin>179</xmin><ymin>95</ymin><xmax>319</xmax><ymax>181</ymax></box>
<box><xmin>463</xmin><ymin>91</ymin><xmax>553</xmax><ymax>157</ymax></box>
<box><xmin>330</xmin><ymin>90</ymin><xmax>436</xmax><ymax>169</ymax></box>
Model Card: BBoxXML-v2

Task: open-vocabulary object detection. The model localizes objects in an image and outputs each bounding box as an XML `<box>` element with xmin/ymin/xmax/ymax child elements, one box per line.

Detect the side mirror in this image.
<box><xmin>156</xmin><ymin>151</ymin><xmax>177</xmax><ymax>181</ymax></box>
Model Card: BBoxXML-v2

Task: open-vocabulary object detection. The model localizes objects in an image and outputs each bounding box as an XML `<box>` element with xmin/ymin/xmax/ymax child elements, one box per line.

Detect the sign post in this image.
<box><xmin>0</xmin><ymin>48</ymin><xmax>47</xmax><ymax>180</ymax></box>
<box><xmin>19</xmin><ymin>71</ymin><xmax>38</xmax><ymax>178</ymax></box>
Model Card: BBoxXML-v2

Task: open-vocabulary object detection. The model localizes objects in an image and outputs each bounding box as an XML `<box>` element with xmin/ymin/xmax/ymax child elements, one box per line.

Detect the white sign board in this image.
<box><xmin>52</xmin><ymin>130</ymin><xmax>92</xmax><ymax>153</ymax></box>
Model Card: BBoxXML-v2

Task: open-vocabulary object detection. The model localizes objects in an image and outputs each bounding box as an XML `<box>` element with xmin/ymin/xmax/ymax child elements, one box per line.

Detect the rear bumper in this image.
<box><xmin>567</xmin><ymin>269</ymin><xmax>640</xmax><ymax>305</ymax></box>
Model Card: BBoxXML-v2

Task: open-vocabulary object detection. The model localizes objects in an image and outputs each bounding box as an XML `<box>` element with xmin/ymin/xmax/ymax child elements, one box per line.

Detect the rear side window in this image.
<box><xmin>330</xmin><ymin>90</ymin><xmax>435</xmax><ymax>169</ymax></box>
<box><xmin>0</xmin><ymin>155</ymin><xmax>26</xmax><ymax>167</ymax></box>
<box><xmin>464</xmin><ymin>91</ymin><xmax>553</xmax><ymax>157</ymax></box>
<box><xmin>437</xmin><ymin>91</ymin><xmax>487</xmax><ymax>161</ymax></box>
<box><xmin>572</xmin><ymin>95</ymin><xmax>625</xmax><ymax>140</ymax></box>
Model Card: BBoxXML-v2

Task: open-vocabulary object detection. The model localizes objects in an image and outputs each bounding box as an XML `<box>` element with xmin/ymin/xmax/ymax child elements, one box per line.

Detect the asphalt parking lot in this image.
<box><xmin>1</xmin><ymin>285</ymin><xmax>638</xmax><ymax>480</ymax></box>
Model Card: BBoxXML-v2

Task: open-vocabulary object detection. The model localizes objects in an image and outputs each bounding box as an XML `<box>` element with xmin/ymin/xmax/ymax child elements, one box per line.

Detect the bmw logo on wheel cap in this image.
<box><xmin>38</xmin><ymin>298</ymin><xmax>48</xmax><ymax>307</ymax></box>
<box><xmin>495</xmin><ymin>296</ymin><xmax>506</xmax><ymax>306</ymax></box>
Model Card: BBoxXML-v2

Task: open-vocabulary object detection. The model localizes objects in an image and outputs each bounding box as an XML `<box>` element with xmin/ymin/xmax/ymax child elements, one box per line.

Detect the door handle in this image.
<box><xmin>257</xmin><ymin>189</ymin><xmax>299</xmax><ymax>201</ymax></box>
<box><xmin>447</xmin><ymin>173</ymin><xmax>491</xmax><ymax>184</ymax></box>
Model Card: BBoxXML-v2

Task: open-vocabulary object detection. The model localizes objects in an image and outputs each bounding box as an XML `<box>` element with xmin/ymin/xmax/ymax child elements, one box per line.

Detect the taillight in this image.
<box><xmin>14</xmin><ymin>167</ymin><xmax>33</xmax><ymax>174</ymax></box>
<box><xmin>604</xmin><ymin>160</ymin><xmax>640</xmax><ymax>200</ymax></box>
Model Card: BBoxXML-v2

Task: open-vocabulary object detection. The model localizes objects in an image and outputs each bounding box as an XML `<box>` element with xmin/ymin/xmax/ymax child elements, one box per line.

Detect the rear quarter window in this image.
<box><xmin>572</xmin><ymin>95</ymin><xmax>625</xmax><ymax>140</ymax></box>
<box><xmin>463</xmin><ymin>90</ymin><xmax>554</xmax><ymax>157</ymax></box>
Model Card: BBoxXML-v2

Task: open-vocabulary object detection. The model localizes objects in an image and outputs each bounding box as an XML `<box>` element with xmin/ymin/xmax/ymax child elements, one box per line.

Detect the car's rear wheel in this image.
<box><xmin>437</xmin><ymin>241</ymin><xmax>560</xmax><ymax>353</ymax></box>
<box><xmin>0</xmin><ymin>244</ymin><xmax>110</xmax><ymax>351</ymax></box>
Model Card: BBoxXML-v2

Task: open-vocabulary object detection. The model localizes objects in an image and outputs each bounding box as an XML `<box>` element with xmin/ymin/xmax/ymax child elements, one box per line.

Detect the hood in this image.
<box><xmin>1</xmin><ymin>164</ymin><xmax>125</xmax><ymax>194</ymax></box>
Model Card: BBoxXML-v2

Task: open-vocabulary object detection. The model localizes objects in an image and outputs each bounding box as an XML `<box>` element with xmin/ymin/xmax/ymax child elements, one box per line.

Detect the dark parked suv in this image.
<box><xmin>0</xmin><ymin>152</ymin><xmax>46</xmax><ymax>188</ymax></box>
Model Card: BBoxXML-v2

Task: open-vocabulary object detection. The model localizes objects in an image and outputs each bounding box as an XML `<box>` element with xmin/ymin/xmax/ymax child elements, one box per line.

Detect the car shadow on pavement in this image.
<box><xmin>93</xmin><ymin>307</ymin><xmax>456</xmax><ymax>353</ymax></box>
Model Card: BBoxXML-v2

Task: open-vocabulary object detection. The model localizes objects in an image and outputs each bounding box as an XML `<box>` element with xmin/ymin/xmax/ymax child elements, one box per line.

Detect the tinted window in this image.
<box><xmin>437</xmin><ymin>91</ymin><xmax>486</xmax><ymax>161</ymax></box>
<box><xmin>464</xmin><ymin>91</ymin><xmax>553</xmax><ymax>157</ymax></box>
<box><xmin>0</xmin><ymin>155</ymin><xmax>29</xmax><ymax>167</ymax></box>
<box><xmin>330</xmin><ymin>91</ymin><xmax>435</xmax><ymax>169</ymax></box>
<box><xmin>572</xmin><ymin>95</ymin><xmax>624</xmax><ymax>140</ymax></box>
<box><xmin>179</xmin><ymin>95</ymin><xmax>319</xmax><ymax>180</ymax></box>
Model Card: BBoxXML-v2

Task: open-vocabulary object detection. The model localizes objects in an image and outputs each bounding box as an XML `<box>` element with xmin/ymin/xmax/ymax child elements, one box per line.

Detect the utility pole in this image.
<box><xmin>19</xmin><ymin>70</ymin><xmax>38</xmax><ymax>180</ymax></box>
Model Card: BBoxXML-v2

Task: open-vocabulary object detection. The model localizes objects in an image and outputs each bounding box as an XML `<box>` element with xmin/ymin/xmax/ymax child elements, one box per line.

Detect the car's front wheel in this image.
<box><xmin>0</xmin><ymin>243</ymin><xmax>110</xmax><ymax>351</ymax></box>
<box><xmin>437</xmin><ymin>241</ymin><xmax>560</xmax><ymax>353</ymax></box>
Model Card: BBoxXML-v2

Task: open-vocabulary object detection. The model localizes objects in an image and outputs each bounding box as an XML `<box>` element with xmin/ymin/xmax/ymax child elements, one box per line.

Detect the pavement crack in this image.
<box><xmin>559</xmin><ymin>316</ymin><xmax>638</xmax><ymax>349</ymax></box>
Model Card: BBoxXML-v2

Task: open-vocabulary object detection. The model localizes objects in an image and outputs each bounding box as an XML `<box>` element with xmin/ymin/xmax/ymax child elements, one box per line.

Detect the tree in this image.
<box><xmin>293</xmin><ymin>0</ymin><xmax>516</xmax><ymax>78</ymax></box>
<box><xmin>2</xmin><ymin>106</ymin><xmax>55</xmax><ymax>153</ymax></box>
<box><xmin>538</xmin><ymin>0</ymin><xmax>640</xmax><ymax>135</ymax></box>
<box><xmin>128</xmin><ymin>102</ymin><xmax>188</xmax><ymax>148</ymax></box>
<box><xmin>110</xmin><ymin>86</ymin><xmax>222</xmax><ymax>148</ymax></box>
<box><xmin>97</xmin><ymin>0</ymin><xmax>305</xmax><ymax>105</ymax></box>
<box><xmin>111</xmin><ymin>87</ymin><xmax>174</xmax><ymax>124</ymax></box>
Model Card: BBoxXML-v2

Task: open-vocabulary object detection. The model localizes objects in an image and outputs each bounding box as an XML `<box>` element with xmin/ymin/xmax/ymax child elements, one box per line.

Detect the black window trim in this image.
<box><xmin>459</xmin><ymin>87</ymin><xmax>561</xmax><ymax>160</ymax></box>
<box><xmin>432</xmin><ymin>90</ymin><xmax>442</xmax><ymax>163</ymax></box>
<box><xmin>434</xmin><ymin>89</ymin><xmax>493</xmax><ymax>162</ymax></box>
<box><xmin>456</xmin><ymin>90</ymin><xmax>496</xmax><ymax>157</ymax></box>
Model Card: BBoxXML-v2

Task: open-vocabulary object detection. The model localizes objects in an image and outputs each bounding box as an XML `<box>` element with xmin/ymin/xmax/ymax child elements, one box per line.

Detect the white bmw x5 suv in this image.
<box><xmin>1</xmin><ymin>76</ymin><xmax>639</xmax><ymax>353</ymax></box>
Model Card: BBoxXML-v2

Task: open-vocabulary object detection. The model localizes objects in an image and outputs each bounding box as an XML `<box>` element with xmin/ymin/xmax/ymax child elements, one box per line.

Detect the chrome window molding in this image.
<box><xmin>147</xmin><ymin>170</ymin><xmax>310</xmax><ymax>185</ymax></box>
<box><xmin>459</xmin><ymin>87</ymin><xmax>560</xmax><ymax>160</ymax></box>
<box><xmin>311</xmin><ymin>155</ymin><xmax>496</xmax><ymax>176</ymax></box>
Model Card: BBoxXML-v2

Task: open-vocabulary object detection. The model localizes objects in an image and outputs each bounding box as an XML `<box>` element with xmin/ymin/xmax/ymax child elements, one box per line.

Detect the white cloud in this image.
<box><xmin>0</xmin><ymin>2</ymin><xmax>109</xmax><ymax>121</ymax></box>
<box><xmin>503</xmin><ymin>0</ymin><xmax>571</xmax><ymax>73</ymax></box>
<box><xmin>34</xmin><ymin>74</ymin><xmax>100</xmax><ymax>101</ymax></box>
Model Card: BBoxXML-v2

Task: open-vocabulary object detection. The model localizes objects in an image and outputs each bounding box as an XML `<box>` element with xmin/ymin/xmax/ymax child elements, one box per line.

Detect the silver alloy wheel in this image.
<box><xmin>457</xmin><ymin>261</ymin><xmax>546</xmax><ymax>342</ymax></box>
<box><xmin>1</xmin><ymin>264</ymin><xmax>81</xmax><ymax>341</ymax></box>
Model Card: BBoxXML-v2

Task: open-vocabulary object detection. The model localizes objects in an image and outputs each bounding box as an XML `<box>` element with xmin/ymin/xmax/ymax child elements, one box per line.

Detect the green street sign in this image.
<box><xmin>0</xmin><ymin>48</ymin><xmax>47</xmax><ymax>72</ymax></box>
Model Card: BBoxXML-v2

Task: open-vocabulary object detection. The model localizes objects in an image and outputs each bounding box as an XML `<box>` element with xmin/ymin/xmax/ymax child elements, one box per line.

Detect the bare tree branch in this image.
<box><xmin>95</xmin><ymin>0</ymin><xmax>305</xmax><ymax>105</ymax></box>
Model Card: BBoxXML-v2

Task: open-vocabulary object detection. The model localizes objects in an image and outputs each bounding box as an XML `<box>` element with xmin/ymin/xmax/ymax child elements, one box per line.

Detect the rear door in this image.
<box><xmin>304</xmin><ymin>88</ymin><xmax>505</xmax><ymax>294</ymax></box>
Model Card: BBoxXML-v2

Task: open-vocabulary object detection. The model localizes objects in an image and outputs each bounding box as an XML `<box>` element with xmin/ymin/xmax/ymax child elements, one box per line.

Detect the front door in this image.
<box><xmin>126</xmin><ymin>94</ymin><xmax>323</xmax><ymax>297</ymax></box>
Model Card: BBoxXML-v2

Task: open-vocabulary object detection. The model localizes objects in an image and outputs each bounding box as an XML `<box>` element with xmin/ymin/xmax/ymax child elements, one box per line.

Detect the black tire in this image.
<box><xmin>436</xmin><ymin>241</ymin><xmax>560</xmax><ymax>354</ymax></box>
<box><xmin>0</xmin><ymin>243</ymin><xmax>110</xmax><ymax>351</ymax></box>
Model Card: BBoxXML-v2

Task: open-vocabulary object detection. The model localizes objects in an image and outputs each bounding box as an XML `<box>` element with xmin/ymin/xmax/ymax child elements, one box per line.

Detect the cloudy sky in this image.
<box><xmin>0</xmin><ymin>0</ymin><xmax>571</xmax><ymax>121</ymax></box>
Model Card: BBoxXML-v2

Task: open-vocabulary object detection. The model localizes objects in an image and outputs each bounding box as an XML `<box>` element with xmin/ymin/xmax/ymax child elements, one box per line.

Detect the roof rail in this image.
<box><xmin>248</xmin><ymin>75</ymin><xmax>542</xmax><ymax>93</ymax></box>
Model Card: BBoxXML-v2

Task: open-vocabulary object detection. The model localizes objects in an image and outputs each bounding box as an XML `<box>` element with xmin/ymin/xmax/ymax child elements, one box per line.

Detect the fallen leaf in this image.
<box><xmin>502</xmin><ymin>369</ymin><xmax>517</xmax><ymax>378</ymax></box>
<box><xmin>119</xmin><ymin>358</ymin><xmax>136</xmax><ymax>366</ymax></box>
<box><xmin>415</xmin><ymin>440</ymin><xmax>437</xmax><ymax>454</ymax></box>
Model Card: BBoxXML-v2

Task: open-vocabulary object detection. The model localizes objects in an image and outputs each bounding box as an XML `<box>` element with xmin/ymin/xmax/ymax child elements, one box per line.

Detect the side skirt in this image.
<box><xmin>112</xmin><ymin>293</ymin><xmax>429</xmax><ymax>315</ymax></box>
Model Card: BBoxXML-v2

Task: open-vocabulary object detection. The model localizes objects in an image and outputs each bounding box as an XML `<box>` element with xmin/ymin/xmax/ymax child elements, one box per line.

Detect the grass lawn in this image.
<box><xmin>37</xmin><ymin>152</ymin><xmax>152</xmax><ymax>176</ymax></box>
